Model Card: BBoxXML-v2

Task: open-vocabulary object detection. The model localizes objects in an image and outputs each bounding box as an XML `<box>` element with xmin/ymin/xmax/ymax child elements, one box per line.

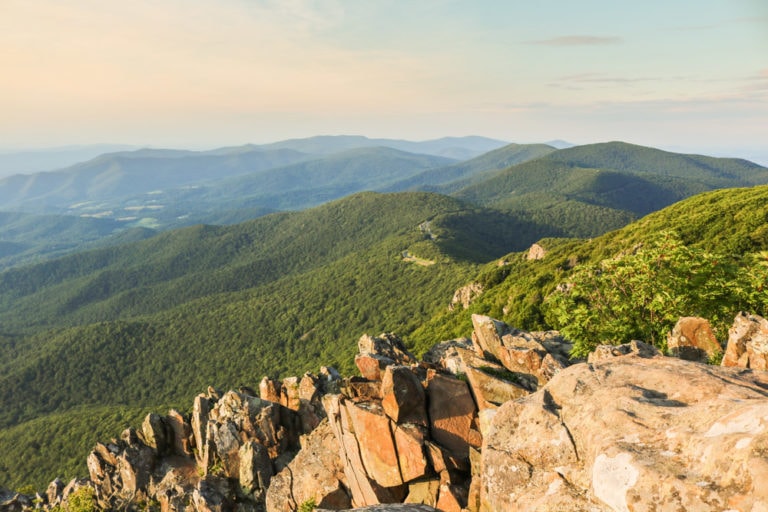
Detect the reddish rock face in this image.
<box><xmin>166</xmin><ymin>409</ymin><xmax>193</xmax><ymax>457</ymax></box>
<box><xmin>259</xmin><ymin>377</ymin><xmax>282</xmax><ymax>403</ymax></box>
<box><xmin>381</xmin><ymin>366</ymin><xmax>428</xmax><ymax>426</ymax></box>
<box><xmin>393</xmin><ymin>424</ymin><xmax>429</xmax><ymax>483</ymax></box>
<box><xmin>265</xmin><ymin>420</ymin><xmax>350</xmax><ymax>512</ymax></box>
<box><xmin>667</xmin><ymin>316</ymin><xmax>722</xmax><ymax>362</ymax></box>
<box><xmin>345</xmin><ymin>401</ymin><xmax>403</xmax><ymax>488</ymax></box>
<box><xmin>356</xmin><ymin>354</ymin><xmax>390</xmax><ymax>381</ymax></box>
<box><xmin>426</xmin><ymin>373</ymin><xmax>477</xmax><ymax>459</ymax></box>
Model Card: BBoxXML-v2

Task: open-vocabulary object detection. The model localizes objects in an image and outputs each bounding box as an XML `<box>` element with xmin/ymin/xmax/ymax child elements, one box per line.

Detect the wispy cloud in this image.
<box><xmin>528</xmin><ymin>35</ymin><xmax>623</xmax><ymax>46</ymax></box>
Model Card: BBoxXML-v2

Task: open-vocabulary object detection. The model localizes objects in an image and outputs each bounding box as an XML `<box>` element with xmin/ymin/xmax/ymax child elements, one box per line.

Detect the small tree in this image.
<box><xmin>544</xmin><ymin>232</ymin><xmax>755</xmax><ymax>358</ymax></box>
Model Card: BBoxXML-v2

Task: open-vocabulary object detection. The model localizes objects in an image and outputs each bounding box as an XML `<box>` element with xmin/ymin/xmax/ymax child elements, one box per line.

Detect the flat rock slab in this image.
<box><xmin>318</xmin><ymin>506</ymin><xmax>438</xmax><ymax>511</ymax></box>
<box><xmin>481</xmin><ymin>354</ymin><xmax>768</xmax><ymax>511</ymax></box>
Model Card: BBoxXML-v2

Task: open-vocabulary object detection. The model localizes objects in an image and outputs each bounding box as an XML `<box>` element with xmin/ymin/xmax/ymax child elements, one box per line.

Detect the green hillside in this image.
<box><xmin>0</xmin><ymin>191</ymin><xmax>551</xmax><ymax>489</ymax></box>
<box><xmin>411</xmin><ymin>185</ymin><xmax>768</xmax><ymax>353</ymax></box>
<box><xmin>0</xmin><ymin>147</ymin><xmax>311</xmax><ymax>211</ymax></box>
<box><xmin>453</xmin><ymin>141</ymin><xmax>768</xmax><ymax>237</ymax></box>
<box><xmin>156</xmin><ymin>146</ymin><xmax>457</xmax><ymax>211</ymax></box>
<box><xmin>0</xmin><ymin>212</ymin><xmax>157</xmax><ymax>270</ymax></box>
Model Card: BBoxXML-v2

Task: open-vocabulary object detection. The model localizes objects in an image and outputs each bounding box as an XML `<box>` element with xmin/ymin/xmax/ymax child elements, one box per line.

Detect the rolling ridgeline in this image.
<box><xmin>1</xmin><ymin>137</ymin><xmax>768</xmax><ymax>490</ymax></box>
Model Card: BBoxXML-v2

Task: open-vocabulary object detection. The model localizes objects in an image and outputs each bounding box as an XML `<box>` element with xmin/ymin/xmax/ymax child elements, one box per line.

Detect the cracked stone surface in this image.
<box><xmin>481</xmin><ymin>354</ymin><xmax>768</xmax><ymax>511</ymax></box>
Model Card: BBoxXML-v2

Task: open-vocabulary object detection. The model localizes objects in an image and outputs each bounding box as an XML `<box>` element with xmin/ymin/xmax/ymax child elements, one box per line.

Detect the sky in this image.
<box><xmin>1</xmin><ymin>0</ymin><xmax>767</xmax><ymax>160</ymax></box>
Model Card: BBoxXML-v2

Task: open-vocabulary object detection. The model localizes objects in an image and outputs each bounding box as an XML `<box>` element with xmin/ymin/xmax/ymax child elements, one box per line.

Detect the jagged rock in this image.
<box><xmin>470</xmin><ymin>315</ymin><xmax>564</xmax><ymax>386</ymax></box>
<box><xmin>422</xmin><ymin>338</ymin><xmax>473</xmax><ymax>376</ymax></box>
<box><xmin>426</xmin><ymin>373</ymin><xmax>477</xmax><ymax>459</ymax></box>
<box><xmin>448</xmin><ymin>283</ymin><xmax>484</xmax><ymax>311</ymax></box>
<box><xmin>466</xmin><ymin>447</ymin><xmax>482</xmax><ymax>512</ymax></box>
<box><xmin>266</xmin><ymin>420</ymin><xmax>351</xmax><ymax>512</ymax></box>
<box><xmin>0</xmin><ymin>488</ymin><xmax>31</xmax><ymax>512</ymax></box>
<box><xmin>297</xmin><ymin>372</ymin><xmax>325</xmax><ymax>432</ymax></box>
<box><xmin>527</xmin><ymin>243</ymin><xmax>547</xmax><ymax>260</ymax></box>
<box><xmin>381</xmin><ymin>366</ymin><xmax>428</xmax><ymax>426</ymax></box>
<box><xmin>435</xmin><ymin>482</ymin><xmax>465</xmax><ymax>512</ymax></box>
<box><xmin>392</xmin><ymin>423</ymin><xmax>429</xmax><ymax>483</ymax></box>
<box><xmin>152</xmin><ymin>459</ymin><xmax>199</xmax><ymax>512</ymax></box>
<box><xmin>280</xmin><ymin>377</ymin><xmax>301</xmax><ymax>411</ymax></box>
<box><xmin>239</xmin><ymin>441</ymin><xmax>272</xmax><ymax>494</ymax></box>
<box><xmin>455</xmin><ymin>347</ymin><xmax>530</xmax><ymax>411</ymax></box>
<box><xmin>193</xmin><ymin>476</ymin><xmax>232</xmax><ymax>512</ymax></box>
<box><xmin>87</xmin><ymin>443</ymin><xmax>119</xmax><ymax>502</ymax></box>
<box><xmin>340</xmin><ymin>377</ymin><xmax>383</xmax><ymax>401</ymax></box>
<box><xmin>46</xmin><ymin>478</ymin><xmax>65</xmax><ymax>506</ymax></box>
<box><xmin>723</xmin><ymin>312</ymin><xmax>768</xmax><ymax>369</ymax></box>
<box><xmin>116</xmin><ymin>442</ymin><xmax>156</xmax><ymax>499</ymax></box>
<box><xmin>356</xmin><ymin>333</ymin><xmax>417</xmax><ymax>380</ymax></box>
<box><xmin>323</xmin><ymin>394</ymin><xmax>405</xmax><ymax>507</ymax></box>
<box><xmin>209</xmin><ymin>420</ymin><xmax>241</xmax><ymax>478</ymax></box>
<box><xmin>403</xmin><ymin>478</ymin><xmax>440</xmax><ymax>506</ymax></box>
<box><xmin>319</xmin><ymin>366</ymin><xmax>342</xmax><ymax>393</ymax></box>
<box><xmin>166</xmin><ymin>408</ymin><xmax>194</xmax><ymax>457</ymax></box>
<box><xmin>259</xmin><ymin>376</ymin><xmax>282</xmax><ymax>403</ymax></box>
<box><xmin>345</xmin><ymin>401</ymin><xmax>403</xmax><ymax>488</ymax></box>
<box><xmin>480</xmin><ymin>355</ymin><xmax>768</xmax><ymax>511</ymax></box>
<box><xmin>141</xmin><ymin>412</ymin><xmax>172</xmax><ymax>456</ymax></box>
<box><xmin>192</xmin><ymin>393</ymin><xmax>213</xmax><ymax>465</ymax></box>
<box><xmin>587</xmin><ymin>339</ymin><xmax>661</xmax><ymax>363</ymax></box>
<box><xmin>667</xmin><ymin>316</ymin><xmax>722</xmax><ymax>362</ymax></box>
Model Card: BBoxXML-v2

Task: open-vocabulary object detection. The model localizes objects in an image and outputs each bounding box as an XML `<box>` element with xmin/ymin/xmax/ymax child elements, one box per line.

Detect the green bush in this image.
<box><xmin>545</xmin><ymin>232</ymin><xmax>768</xmax><ymax>357</ymax></box>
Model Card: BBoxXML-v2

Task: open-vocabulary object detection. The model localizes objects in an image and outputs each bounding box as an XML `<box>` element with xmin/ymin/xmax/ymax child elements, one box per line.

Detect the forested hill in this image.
<box><xmin>413</xmin><ymin>184</ymin><xmax>768</xmax><ymax>353</ymax></box>
<box><xmin>451</xmin><ymin>141</ymin><xmax>768</xmax><ymax>238</ymax></box>
<box><xmin>384</xmin><ymin>142</ymin><xmax>557</xmax><ymax>192</ymax></box>
<box><xmin>0</xmin><ymin>190</ymin><xmax>571</xmax><ymax>489</ymax></box>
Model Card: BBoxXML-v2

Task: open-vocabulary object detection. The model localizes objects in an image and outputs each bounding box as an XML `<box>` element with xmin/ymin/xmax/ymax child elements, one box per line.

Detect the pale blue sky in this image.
<box><xmin>1</xmin><ymin>0</ymin><xmax>766</xmax><ymax>158</ymax></box>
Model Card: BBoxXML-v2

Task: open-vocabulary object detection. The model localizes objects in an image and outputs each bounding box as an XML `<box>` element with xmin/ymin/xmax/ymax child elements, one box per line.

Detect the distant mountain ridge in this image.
<box><xmin>452</xmin><ymin>141</ymin><xmax>768</xmax><ymax>237</ymax></box>
<box><xmin>384</xmin><ymin>142</ymin><xmax>557</xmax><ymax>193</ymax></box>
<box><xmin>1</xmin><ymin>136</ymin><xmax>767</xmax><ymax>270</ymax></box>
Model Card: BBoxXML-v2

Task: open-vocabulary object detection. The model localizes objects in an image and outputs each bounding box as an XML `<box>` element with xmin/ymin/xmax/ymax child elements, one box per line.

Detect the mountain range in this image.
<box><xmin>1</xmin><ymin>135</ymin><xmax>768</xmax><ymax>490</ymax></box>
<box><xmin>1</xmin><ymin>136</ymin><xmax>766</xmax><ymax>270</ymax></box>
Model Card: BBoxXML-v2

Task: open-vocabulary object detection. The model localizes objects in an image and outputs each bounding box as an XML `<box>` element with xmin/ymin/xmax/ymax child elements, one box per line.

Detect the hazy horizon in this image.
<box><xmin>2</xmin><ymin>1</ymin><xmax>766</xmax><ymax>158</ymax></box>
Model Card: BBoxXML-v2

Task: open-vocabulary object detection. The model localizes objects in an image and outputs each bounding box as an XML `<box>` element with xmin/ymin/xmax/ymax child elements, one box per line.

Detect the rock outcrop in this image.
<box><xmin>667</xmin><ymin>316</ymin><xmax>722</xmax><ymax>362</ymax></box>
<box><xmin>17</xmin><ymin>313</ymin><xmax>768</xmax><ymax>512</ymax></box>
<box><xmin>481</xmin><ymin>353</ymin><xmax>768</xmax><ymax>511</ymax></box>
<box><xmin>722</xmin><ymin>311</ymin><xmax>768</xmax><ymax>369</ymax></box>
<box><xmin>448</xmin><ymin>283</ymin><xmax>484</xmax><ymax>311</ymax></box>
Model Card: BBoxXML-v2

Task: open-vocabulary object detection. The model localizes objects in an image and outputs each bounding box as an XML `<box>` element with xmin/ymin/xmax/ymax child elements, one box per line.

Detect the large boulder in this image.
<box><xmin>381</xmin><ymin>366</ymin><xmax>428</xmax><ymax>426</ymax></box>
<box><xmin>323</xmin><ymin>394</ymin><xmax>407</xmax><ymax>507</ymax></box>
<box><xmin>480</xmin><ymin>355</ymin><xmax>768</xmax><ymax>511</ymax></box>
<box><xmin>355</xmin><ymin>333</ymin><xmax>417</xmax><ymax>380</ymax></box>
<box><xmin>265</xmin><ymin>420</ymin><xmax>351</xmax><ymax>512</ymax></box>
<box><xmin>448</xmin><ymin>283</ymin><xmax>484</xmax><ymax>311</ymax></box>
<box><xmin>426</xmin><ymin>373</ymin><xmax>479</xmax><ymax>459</ymax></box>
<box><xmin>667</xmin><ymin>316</ymin><xmax>722</xmax><ymax>362</ymax></box>
<box><xmin>470</xmin><ymin>315</ymin><xmax>565</xmax><ymax>386</ymax></box>
<box><xmin>723</xmin><ymin>312</ymin><xmax>768</xmax><ymax>369</ymax></box>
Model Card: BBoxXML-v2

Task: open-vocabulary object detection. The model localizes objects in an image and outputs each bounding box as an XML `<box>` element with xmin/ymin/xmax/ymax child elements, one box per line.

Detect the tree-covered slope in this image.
<box><xmin>0</xmin><ymin>190</ymin><xmax>557</xmax><ymax>488</ymax></box>
<box><xmin>411</xmin><ymin>185</ymin><xmax>768</xmax><ymax>353</ymax></box>
<box><xmin>0</xmin><ymin>212</ymin><xmax>157</xmax><ymax>270</ymax></box>
<box><xmin>0</xmin><ymin>147</ymin><xmax>311</xmax><ymax>211</ymax></box>
<box><xmin>144</xmin><ymin>146</ymin><xmax>457</xmax><ymax>212</ymax></box>
<box><xmin>452</xmin><ymin>141</ymin><xmax>768</xmax><ymax>237</ymax></box>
